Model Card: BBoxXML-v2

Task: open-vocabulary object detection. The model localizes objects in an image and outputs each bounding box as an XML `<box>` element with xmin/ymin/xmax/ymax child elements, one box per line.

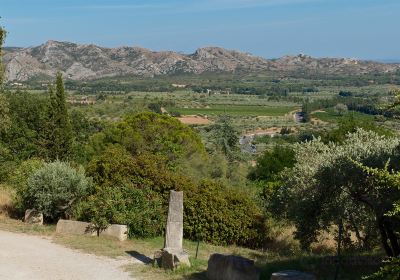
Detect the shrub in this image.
<box><xmin>81</xmin><ymin>145</ymin><xmax>190</xmax><ymax>237</ymax></box>
<box><xmin>88</xmin><ymin>112</ymin><xmax>205</xmax><ymax>164</ymax></box>
<box><xmin>24</xmin><ymin>161</ymin><xmax>92</xmax><ymax>221</ymax></box>
<box><xmin>8</xmin><ymin>158</ymin><xmax>45</xmax><ymax>215</ymax></box>
<box><xmin>75</xmin><ymin>184</ymin><xmax>165</xmax><ymax>238</ymax></box>
<box><xmin>183</xmin><ymin>180</ymin><xmax>265</xmax><ymax>248</ymax></box>
<box><xmin>83</xmin><ymin>146</ymin><xmax>267</xmax><ymax>246</ymax></box>
<box><xmin>86</xmin><ymin>145</ymin><xmax>193</xmax><ymax>198</ymax></box>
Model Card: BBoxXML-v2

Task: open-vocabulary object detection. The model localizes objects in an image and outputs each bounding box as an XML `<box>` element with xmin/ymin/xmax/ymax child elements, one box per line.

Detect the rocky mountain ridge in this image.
<box><xmin>3</xmin><ymin>40</ymin><xmax>400</xmax><ymax>81</ymax></box>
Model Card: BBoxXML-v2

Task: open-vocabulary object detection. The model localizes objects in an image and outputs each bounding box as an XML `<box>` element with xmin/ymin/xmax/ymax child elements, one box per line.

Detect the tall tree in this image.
<box><xmin>0</xmin><ymin>24</ymin><xmax>5</xmax><ymax>85</ymax></box>
<box><xmin>47</xmin><ymin>73</ymin><xmax>72</xmax><ymax>160</ymax></box>
<box><xmin>210</xmin><ymin>116</ymin><xmax>239</xmax><ymax>160</ymax></box>
<box><xmin>0</xmin><ymin>25</ymin><xmax>10</xmax><ymax>133</ymax></box>
<box><xmin>280</xmin><ymin>129</ymin><xmax>400</xmax><ymax>254</ymax></box>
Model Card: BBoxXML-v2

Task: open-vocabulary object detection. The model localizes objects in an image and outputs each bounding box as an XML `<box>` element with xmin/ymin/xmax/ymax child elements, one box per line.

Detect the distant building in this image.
<box><xmin>10</xmin><ymin>82</ymin><xmax>24</xmax><ymax>87</ymax></box>
<box><xmin>68</xmin><ymin>96</ymin><xmax>96</xmax><ymax>105</ymax></box>
<box><xmin>172</xmin><ymin>84</ymin><xmax>187</xmax><ymax>88</ymax></box>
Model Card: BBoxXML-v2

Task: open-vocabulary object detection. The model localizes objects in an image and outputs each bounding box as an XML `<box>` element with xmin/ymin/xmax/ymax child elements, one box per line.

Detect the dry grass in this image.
<box><xmin>0</xmin><ymin>185</ymin><xmax>13</xmax><ymax>216</ymax></box>
<box><xmin>177</xmin><ymin>115</ymin><xmax>212</xmax><ymax>125</ymax></box>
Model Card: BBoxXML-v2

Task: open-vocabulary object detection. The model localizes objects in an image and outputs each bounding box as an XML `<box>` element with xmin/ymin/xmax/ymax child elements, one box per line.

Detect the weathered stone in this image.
<box><xmin>100</xmin><ymin>224</ymin><xmax>128</xmax><ymax>241</ymax></box>
<box><xmin>56</xmin><ymin>220</ymin><xmax>128</xmax><ymax>241</ymax></box>
<box><xmin>270</xmin><ymin>270</ymin><xmax>316</xmax><ymax>280</ymax></box>
<box><xmin>159</xmin><ymin>191</ymin><xmax>190</xmax><ymax>270</ymax></box>
<box><xmin>207</xmin><ymin>254</ymin><xmax>260</xmax><ymax>280</ymax></box>
<box><xmin>165</xmin><ymin>191</ymin><xmax>183</xmax><ymax>250</ymax></box>
<box><xmin>56</xmin><ymin>219</ymin><xmax>95</xmax><ymax>236</ymax></box>
<box><xmin>24</xmin><ymin>209</ymin><xmax>43</xmax><ymax>225</ymax></box>
<box><xmin>153</xmin><ymin>250</ymin><xmax>163</xmax><ymax>267</ymax></box>
<box><xmin>161</xmin><ymin>248</ymin><xmax>190</xmax><ymax>270</ymax></box>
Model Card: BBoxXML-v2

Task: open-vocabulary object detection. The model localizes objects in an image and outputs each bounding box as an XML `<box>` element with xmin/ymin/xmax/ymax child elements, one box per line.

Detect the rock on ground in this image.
<box><xmin>0</xmin><ymin>230</ymin><xmax>137</xmax><ymax>280</ymax></box>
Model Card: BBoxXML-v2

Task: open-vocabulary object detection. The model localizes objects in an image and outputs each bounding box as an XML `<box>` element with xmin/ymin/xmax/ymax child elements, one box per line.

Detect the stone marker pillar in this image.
<box><xmin>165</xmin><ymin>190</ymin><xmax>183</xmax><ymax>250</ymax></box>
<box><xmin>155</xmin><ymin>190</ymin><xmax>190</xmax><ymax>270</ymax></box>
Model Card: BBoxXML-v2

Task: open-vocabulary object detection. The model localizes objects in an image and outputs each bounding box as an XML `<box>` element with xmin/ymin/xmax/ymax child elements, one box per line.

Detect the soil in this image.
<box><xmin>177</xmin><ymin>115</ymin><xmax>211</xmax><ymax>125</ymax></box>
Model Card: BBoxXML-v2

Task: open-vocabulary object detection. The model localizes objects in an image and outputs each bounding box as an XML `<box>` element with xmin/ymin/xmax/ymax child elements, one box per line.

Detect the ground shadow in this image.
<box><xmin>126</xmin><ymin>250</ymin><xmax>153</xmax><ymax>264</ymax></box>
<box><xmin>183</xmin><ymin>271</ymin><xmax>208</xmax><ymax>280</ymax></box>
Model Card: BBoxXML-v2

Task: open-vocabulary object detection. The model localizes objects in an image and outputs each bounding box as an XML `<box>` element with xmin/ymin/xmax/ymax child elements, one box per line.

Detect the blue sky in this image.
<box><xmin>1</xmin><ymin>0</ymin><xmax>400</xmax><ymax>59</ymax></box>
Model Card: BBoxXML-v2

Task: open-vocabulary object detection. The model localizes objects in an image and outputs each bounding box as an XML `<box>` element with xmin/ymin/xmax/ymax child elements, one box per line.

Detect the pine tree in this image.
<box><xmin>47</xmin><ymin>73</ymin><xmax>72</xmax><ymax>160</ymax></box>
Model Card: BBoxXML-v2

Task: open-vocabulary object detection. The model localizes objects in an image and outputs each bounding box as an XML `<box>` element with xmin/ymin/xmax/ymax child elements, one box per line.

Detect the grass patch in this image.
<box><xmin>0</xmin><ymin>215</ymin><xmax>55</xmax><ymax>236</ymax></box>
<box><xmin>312</xmin><ymin>109</ymin><xmax>375</xmax><ymax>123</ymax></box>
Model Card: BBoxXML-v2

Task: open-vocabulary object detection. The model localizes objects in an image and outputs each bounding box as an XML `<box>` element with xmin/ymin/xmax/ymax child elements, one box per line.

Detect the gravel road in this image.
<box><xmin>0</xmin><ymin>230</ymin><xmax>137</xmax><ymax>280</ymax></box>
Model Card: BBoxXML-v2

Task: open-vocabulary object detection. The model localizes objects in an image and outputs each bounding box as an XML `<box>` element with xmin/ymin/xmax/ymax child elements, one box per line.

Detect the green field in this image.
<box><xmin>312</xmin><ymin>108</ymin><xmax>375</xmax><ymax>123</ymax></box>
<box><xmin>167</xmin><ymin>105</ymin><xmax>296</xmax><ymax>116</ymax></box>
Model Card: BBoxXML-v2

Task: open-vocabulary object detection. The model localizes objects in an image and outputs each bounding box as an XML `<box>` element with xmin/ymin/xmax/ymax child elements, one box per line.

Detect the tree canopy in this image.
<box><xmin>280</xmin><ymin>129</ymin><xmax>400</xmax><ymax>255</ymax></box>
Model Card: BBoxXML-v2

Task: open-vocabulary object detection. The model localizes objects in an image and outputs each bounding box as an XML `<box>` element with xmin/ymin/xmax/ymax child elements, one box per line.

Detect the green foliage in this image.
<box><xmin>69</xmin><ymin>110</ymin><xmax>102</xmax><ymax>164</ymax></box>
<box><xmin>280</xmin><ymin>129</ymin><xmax>400</xmax><ymax>254</ymax></box>
<box><xmin>76</xmin><ymin>184</ymin><xmax>165</xmax><ymax>238</ymax></box>
<box><xmin>0</xmin><ymin>25</ymin><xmax>5</xmax><ymax>85</ymax></box>
<box><xmin>0</xmin><ymin>94</ymin><xmax>10</xmax><ymax>133</ymax></box>
<box><xmin>47</xmin><ymin>74</ymin><xmax>73</xmax><ymax>160</ymax></box>
<box><xmin>147</xmin><ymin>102</ymin><xmax>162</xmax><ymax>114</ymax></box>
<box><xmin>334</xmin><ymin>103</ymin><xmax>348</xmax><ymax>116</ymax></box>
<box><xmin>82</xmin><ymin>145</ymin><xmax>265</xmax><ymax>245</ymax></box>
<box><xmin>364</xmin><ymin>258</ymin><xmax>400</xmax><ymax>280</ymax></box>
<box><xmin>321</xmin><ymin>115</ymin><xmax>392</xmax><ymax>143</ymax></box>
<box><xmin>88</xmin><ymin>112</ymin><xmax>205</xmax><ymax>164</ymax></box>
<box><xmin>86</xmin><ymin>145</ymin><xmax>192</xmax><ymax>197</ymax></box>
<box><xmin>184</xmin><ymin>180</ymin><xmax>265</xmax><ymax>248</ymax></box>
<box><xmin>24</xmin><ymin>161</ymin><xmax>92</xmax><ymax>221</ymax></box>
<box><xmin>209</xmin><ymin>116</ymin><xmax>239</xmax><ymax>160</ymax></box>
<box><xmin>248</xmin><ymin>145</ymin><xmax>295</xmax><ymax>181</ymax></box>
<box><xmin>2</xmin><ymin>91</ymin><xmax>49</xmax><ymax>160</ymax></box>
<box><xmin>8</xmin><ymin>158</ymin><xmax>45</xmax><ymax>215</ymax></box>
<box><xmin>300</xmin><ymin>101</ymin><xmax>311</xmax><ymax>123</ymax></box>
<box><xmin>81</xmin><ymin>145</ymin><xmax>190</xmax><ymax>237</ymax></box>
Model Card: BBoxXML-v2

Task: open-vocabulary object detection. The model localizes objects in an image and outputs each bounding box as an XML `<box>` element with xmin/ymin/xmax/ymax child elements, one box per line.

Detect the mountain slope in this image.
<box><xmin>3</xmin><ymin>41</ymin><xmax>400</xmax><ymax>81</ymax></box>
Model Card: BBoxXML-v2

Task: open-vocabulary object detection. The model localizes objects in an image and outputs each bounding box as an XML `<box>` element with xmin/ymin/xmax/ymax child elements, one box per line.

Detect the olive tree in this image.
<box><xmin>25</xmin><ymin>161</ymin><xmax>92</xmax><ymax>221</ymax></box>
<box><xmin>281</xmin><ymin>129</ymin><xmax>400</xmax><ymax>255</ymax></box>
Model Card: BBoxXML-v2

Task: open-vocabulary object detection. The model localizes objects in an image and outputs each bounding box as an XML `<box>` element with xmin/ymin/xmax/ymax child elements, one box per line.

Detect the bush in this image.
<box><xmin>183</xmin><ymin>180</ymin><xmax>265</xmax><ymax>248</ymax></box>
<box><xmin>364</xmin><ymin>258</ymin><xmax>400</xmax><ymax>280</ymax></box>
<box><xmin>75</xmin><ymin>184</ymin><xmax>165</xmax><ymax>238</ymax></box>
<box><xmin>24</xmin><ymin>161</ymin><xmax>92</xmax><ymax>221</ymax></box>
<box><xmin>86</xmin><ymin>145</ymin><xmax>193</xmax><ymax>198</ymax></box>
<box><xmin>88</xmin><ymin>112</ymin><xmax>205</xmax><ymax>164</ymax></box>
<box><xmin>83</xmin><ymin>146</ymin><xmax>267</xmax><ymax>246</ymax></box>
<box><xmin>8</xmin><ymin>158</ymin><xmax>45</xmax><ymax>215</ymax></box>
<box><xmin>81</xmin><ymin>145</ymin><xmax>190</xmax><ymax>237</ymax></box>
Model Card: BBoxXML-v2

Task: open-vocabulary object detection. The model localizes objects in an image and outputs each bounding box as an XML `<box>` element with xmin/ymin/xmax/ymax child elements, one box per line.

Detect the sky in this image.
<box><xmin>1</xmin><ymin>0</ymin><xmax>400</xmax><ymax>60</ymax></box>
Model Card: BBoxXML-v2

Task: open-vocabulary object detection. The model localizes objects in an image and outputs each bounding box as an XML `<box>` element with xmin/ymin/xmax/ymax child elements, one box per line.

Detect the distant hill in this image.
<box><xmin>3</xmin><ymin>40</ymin><xmax>400</xmax><ymax>81</ymax></box>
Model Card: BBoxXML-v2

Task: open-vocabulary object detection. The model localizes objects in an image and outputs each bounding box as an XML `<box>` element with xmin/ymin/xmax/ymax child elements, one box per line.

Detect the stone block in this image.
<box><xmin>161</xmin><ymin>248</ymin><xmax>190</xmax><ymax>270</ymax></box>
<box><xmin>207</xmin><ymin>254</ymin><xmax>260</xmax><ymax>280</ymax></box>
<box><xmin>100</xmin><ymin>224</ymin><xmax>128</xmax><ymax>241</ymax></box>
<box><xmin>165</xmin><ymin>191</ymin><xmax>183</xmax><ymax>250</ymax></box>
<box><xmin>153</xmin><ymin>250</ymin><xmax>163</xmax><ymax>267</ymax></box>
<box><xmin>56</xmin><ymin>220</ymin><xmax>128</xmax><ymax>241</ymax></box>
<box><xmin>270</xmin><ymin>270</ymin><xmax>316</xmax><ymax>280</ymax></box>
<box><xmin>24</xmin><ymin>209</ymin><xmax>43</xmax><ymax>225</ymax></box>
<box><xmin>56</xmin><ymin>219</ymin><xmax>95</xmax><ymax>236</ymax></box>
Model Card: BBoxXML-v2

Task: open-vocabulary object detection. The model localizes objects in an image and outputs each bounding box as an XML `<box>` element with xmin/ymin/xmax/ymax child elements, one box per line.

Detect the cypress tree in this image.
<box><xmin>0</xmin><ymin>25</ymin><xmax>10</xmax><ymax>133</ymax></box>
<box><xmin>47</xmin><ymin>73</ymin><xmax>72</xmax><ymax>160</ymax></box>
<box><xmin>0</xmin><ymin>25</ymin><xmax>6</xmax><ymax>85</ymax></box>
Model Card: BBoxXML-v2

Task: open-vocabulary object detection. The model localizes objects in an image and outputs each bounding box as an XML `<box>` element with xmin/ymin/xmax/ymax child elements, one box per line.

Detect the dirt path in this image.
<box><xmin>0</xmin><ymin>230</ymin><xmax>137</xmax><ymax>280</ymax></box>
